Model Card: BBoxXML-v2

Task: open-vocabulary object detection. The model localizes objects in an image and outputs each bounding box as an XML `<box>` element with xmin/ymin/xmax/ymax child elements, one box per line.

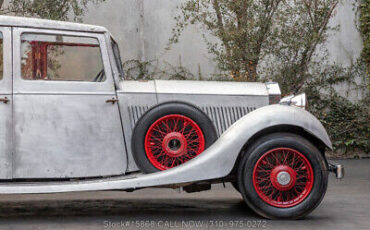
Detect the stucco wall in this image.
<box><xmin>83</xmin><ymin>0</ymin><xmax>363</xmax><ymax>79</ymax></box>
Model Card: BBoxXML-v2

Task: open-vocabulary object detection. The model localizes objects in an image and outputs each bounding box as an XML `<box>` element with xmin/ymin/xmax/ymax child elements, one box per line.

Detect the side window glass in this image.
<box><xmin>0</xmin><ymin>33</ymin><xmax>3</xmax><ymax>80</ymax></box>
<box><xmin>20</xmin><ymin>33</ymin><xmax>105</xmax><ymax>82</ymax></box>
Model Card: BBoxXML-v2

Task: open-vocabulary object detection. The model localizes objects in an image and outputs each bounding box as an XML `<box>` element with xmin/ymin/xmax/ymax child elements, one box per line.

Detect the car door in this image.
<box><xmin>12</xmin><ymin>28</ymin><xmax>127</xmax><ymax>179</ymax></box>
<box><xmin>0</xmin><ymin>27</ymin><xmax>12</xmax><ymax>179</ymax></box>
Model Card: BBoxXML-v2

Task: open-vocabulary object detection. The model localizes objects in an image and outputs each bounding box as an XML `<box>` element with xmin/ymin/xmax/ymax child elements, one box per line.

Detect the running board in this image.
<box><xmin>0</xmin><ymin>144</ymin><xmax>233</xmax><ymax>194</ymax></box>
<box><xmin>0</xmin><ymin>171</ymin><xmax>196</xmax><ymax>194</ymax></box>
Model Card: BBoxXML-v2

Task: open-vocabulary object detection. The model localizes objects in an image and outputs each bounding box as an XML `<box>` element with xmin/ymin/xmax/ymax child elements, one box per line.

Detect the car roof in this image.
<box><xmin>0</xmin><ymin>15</ymin><xmax>108</xmax><ymax>33</ymax></box>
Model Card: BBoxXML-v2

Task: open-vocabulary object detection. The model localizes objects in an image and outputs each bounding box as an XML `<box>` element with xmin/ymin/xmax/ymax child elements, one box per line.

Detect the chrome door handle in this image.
<box><xmin>106</xmin><ymin>97</ymin><xmax>119</xmax><ymax>104</ymax></box>
<box><xmin>0</xmin><ymin>97</ymin><xmax>9</xmax><ymax>104</ymax></box>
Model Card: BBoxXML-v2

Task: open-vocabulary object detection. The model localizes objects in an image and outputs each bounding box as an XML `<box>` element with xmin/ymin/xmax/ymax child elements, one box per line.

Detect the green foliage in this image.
<box><xmin>312</xmin><ymin>97</ymin><xmax>369</xmax><ymax>153</ymax></box>
<box><xmin>305</xmin><ymin>61</ymin><xmax>369</xmax><ymax>153</ymax></box>
<box><xmin>123</xmin><ymin>59</ymin><xmax>155</xmax><ymax>80</ymax></box>
<box><xmin>1</xmin><ymin>0</ymin><xmax>105</xmax><ymax>21</ymax></box>
<box><xmin>123</xmin><ymin>58</ymin><xmax>195</xmax><ymax>81</ymax></box>
<box><xmin>358</xmin><ymin>0</ymin><xmax>369</xmax><ymax>73</ymax></box>
<box><xmin>169</xmin><ymin>0</ymin><xmax>284</xmax><ymax>81</ymax></box>
<box><xmin>169</xmin><ymin>0</ymin><xmax>339</xmax><ymax>88</ymax></box>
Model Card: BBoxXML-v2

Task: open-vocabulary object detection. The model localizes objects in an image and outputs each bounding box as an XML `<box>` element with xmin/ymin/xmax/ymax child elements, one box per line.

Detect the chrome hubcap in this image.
<box><xmin>277</xmin><ymin>171</ymin><xmax>291</xmax><ymax>186</ymax></box>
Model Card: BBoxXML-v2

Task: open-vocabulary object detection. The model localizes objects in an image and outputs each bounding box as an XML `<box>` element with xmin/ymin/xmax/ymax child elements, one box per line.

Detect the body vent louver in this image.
<box><xmin>128</xmin><ymin>105</ymin><xmax>255</xmax><ymax>136</ymax></box>
<box><xmin>202</xmin><ymin>106</ymin><xmax>256</xmax><ymax>136</ymax></box>
<box><xmin>128</xmin><ymin>105</ymin><xmax>150</xmax><ymax>128</ymax></box>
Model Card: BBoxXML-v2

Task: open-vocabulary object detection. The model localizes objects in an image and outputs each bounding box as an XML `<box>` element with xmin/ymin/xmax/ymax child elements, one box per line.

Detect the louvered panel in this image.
<box><xmin>202</xmin><ymin>106</ymin><xmax>256</xmax><ymax>136</ymax></box>
<box><xmin>128</xmin><ymin>105</ymin><xmax>256</xmax><ymax>136</ymax></box>
<box><xmin>128</xmin><ymin>105</ymin><xmax>150</xmax><ymax>129</ymax></box>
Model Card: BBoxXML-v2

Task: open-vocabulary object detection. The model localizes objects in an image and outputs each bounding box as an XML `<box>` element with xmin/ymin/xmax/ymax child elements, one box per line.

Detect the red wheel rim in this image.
<box><xmin>145</xmin><ymin>114</ymin><xmax>205</xmax><ymax>170</ymax></box>
<box><xmin>252</xmin><ymin>148</ymin><xmax>314</xmax><ymax>208</ymax></box>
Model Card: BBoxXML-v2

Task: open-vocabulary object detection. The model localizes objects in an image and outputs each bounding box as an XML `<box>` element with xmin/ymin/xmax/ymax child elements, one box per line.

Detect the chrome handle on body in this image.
<box><xmin>106</xmin><ymin>97</ymin><xmax>119</xmax><ymax>105</ymax></box>
<box><xmin>0</xmin><ymin>97</ymin><xmax>9</xmax><ymax>104</ymax></box>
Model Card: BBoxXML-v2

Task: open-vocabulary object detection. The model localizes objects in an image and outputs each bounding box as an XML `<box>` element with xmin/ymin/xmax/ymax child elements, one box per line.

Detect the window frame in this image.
<box><xmin>13</xmin><ymin>28</ymin><xmax>115</xmax><ymax>94</ymax></box>
<box><xmin>20</xmin><ymin>34</ymin><xmax>105</xmax><ymax>82</ymax></box>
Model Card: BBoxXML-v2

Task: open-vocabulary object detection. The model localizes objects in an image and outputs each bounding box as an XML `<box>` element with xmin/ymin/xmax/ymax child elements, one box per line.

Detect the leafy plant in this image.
<box><xmin>123</xmin><ymin>58</ymin><xmax>196</xmax><ymax>81</ymax></box>
<box><xmin>169</xmin><ymin>0</ymin><xmax>339</xmax><ymax>89</ymax></box>
<box><xmin>356</xmin><ymin>0</ymin><xmax>369</xmax><ymax>73</ymax></box>
<box><xmin>0</xmin><ymin>0</ymin><xmax>105</xmax><ymax>21</ymax></box>
<box><xmin>306</xmin><ymin>61</ymin><xmax>369</xmax><ymax>154</ymax></box>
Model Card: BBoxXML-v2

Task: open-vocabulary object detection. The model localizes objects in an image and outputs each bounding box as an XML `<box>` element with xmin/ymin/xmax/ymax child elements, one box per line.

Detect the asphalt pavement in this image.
<box><xmin>0</xmin><ymin>159</ymin><xmax>369</xmax><ymax>230</ymax></box>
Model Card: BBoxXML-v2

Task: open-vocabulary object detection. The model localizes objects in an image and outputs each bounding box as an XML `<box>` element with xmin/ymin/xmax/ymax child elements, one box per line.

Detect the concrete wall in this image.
<box><xmin>83</xmin><ymin>0</ymin><xmax>363</xmax><ymax>79</ymax></box>
<box><xmin>83</xmin><ymin>0</ymin><xmax>218</xmax><ymax>78</ymax></box>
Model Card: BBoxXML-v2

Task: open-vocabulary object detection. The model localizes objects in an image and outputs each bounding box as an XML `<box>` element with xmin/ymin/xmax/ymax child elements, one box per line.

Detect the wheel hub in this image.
<box><xmin>277</xmin><ymin>171</ymin><xmax>291</xmax><ymax>186</ymax></box>
<box><xmin>162</xmin><ymin>132</ymin><xmax>187</xmax><ymax>157</ymax></box>
<box><xmin>270</xmin><ymin>165</ymin><xmax>296</xmax><ymax>191</ymax></box>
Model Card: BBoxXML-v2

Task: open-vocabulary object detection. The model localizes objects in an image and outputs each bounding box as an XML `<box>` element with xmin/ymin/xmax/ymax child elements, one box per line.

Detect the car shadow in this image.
<box><xmin>0</xmin><ymin>198</ymin><xmax>261</xmax><ymax>220</ymax></box>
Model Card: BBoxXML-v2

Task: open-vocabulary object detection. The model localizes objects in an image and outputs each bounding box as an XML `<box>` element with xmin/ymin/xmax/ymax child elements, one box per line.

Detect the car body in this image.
<box><xmin>0</xmin><ymin>16</ymin><xmax>343</xmax><ymax>219</ymax></box>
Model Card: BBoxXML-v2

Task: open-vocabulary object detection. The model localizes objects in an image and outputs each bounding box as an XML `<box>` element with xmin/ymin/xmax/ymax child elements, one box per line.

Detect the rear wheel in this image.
<box><xmin>238</xmin><ymin>133</ymin><xmax>328</xmax><ymax>219</ymax></box>
<box><xmin>132</xmin><ymin>102</ymin><xmax>217</xmax><ymax>173</ymax></box>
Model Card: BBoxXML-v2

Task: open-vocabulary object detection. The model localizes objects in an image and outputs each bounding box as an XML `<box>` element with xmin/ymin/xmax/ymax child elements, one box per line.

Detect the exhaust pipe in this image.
<box><xmin>329</xmin><ymin>162</ymin><xmax>344</xmax><ymax>179</ymax></box>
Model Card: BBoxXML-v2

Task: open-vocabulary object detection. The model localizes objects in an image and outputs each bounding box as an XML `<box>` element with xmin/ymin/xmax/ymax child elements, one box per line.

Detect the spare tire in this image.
<box><xmin>132</xmin><ymin>101</ymin><xmax>217</xmax><ymax>173</ymax></box>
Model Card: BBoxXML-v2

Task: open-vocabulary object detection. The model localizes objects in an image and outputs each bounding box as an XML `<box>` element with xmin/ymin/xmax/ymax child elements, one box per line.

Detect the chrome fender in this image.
<box><xmin>0</xmin><ymin>105</ymin><xmax>331</xmax><ymax>194</ymax></box>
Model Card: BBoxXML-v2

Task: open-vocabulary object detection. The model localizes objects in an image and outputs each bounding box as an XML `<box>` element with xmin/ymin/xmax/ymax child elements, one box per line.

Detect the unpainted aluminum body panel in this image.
<box><xmin>12</xmin><ymin>94</ymin><xmax>127</xmax><ymax>178</ymax></box>
<box><xmin>265</xmin><ymin>82</ymin><xmax>281</xmax><ymax>95</ymax></box>
<box><xmin>0</xmin><ymin>105</ymin><xmax>332</xmax><ymax>194</ymax></box>
<box><xmin>156</xmin><ymin>94</ymin><xmax>268</xmax><ymax>135</ymax></box>
<box><xmin>118</xmin><ymin>80</ymin><xmax>270</xmax><ymax>96</ymax></box>
<box><xmin>154</xmin><ymin>80</ymin><xmax>269</xmax><ymax>95</ymax></box>
<box><xmin>117</xmin><ymin>92</ymin><xmax>157</xmax><ymax>172</ymax></box>
<box><xmin>0</xmin><ymin>27</ymin><xmax>12</xmax><ymax>179</ymax></box>
<box><xmin>11</xmin><ymin>27</ymin><xmax>127</xmax><ymax>179</ymax></box>
<box><xmin>0</xmin><ymin>98</ymin><xmax>12</xmax><ymax>179</ymax></box>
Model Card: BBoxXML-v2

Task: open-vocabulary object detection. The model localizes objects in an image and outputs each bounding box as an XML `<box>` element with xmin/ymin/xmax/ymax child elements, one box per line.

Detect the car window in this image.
<box><xmin>0</xmin><ymin>32</ymin><xmax>3</xmax><ymax>80</ymax></box>
<box><xmin>20</xmin><ymin>33</ymin><xmax>105</xmax><ymax>82</ymax></box>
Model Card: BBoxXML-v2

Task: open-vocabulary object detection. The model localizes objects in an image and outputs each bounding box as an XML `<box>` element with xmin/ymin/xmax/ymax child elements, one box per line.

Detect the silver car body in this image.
<box><xmin>0</xmin><ymin>16</ymin><xmax>331</xmax><ymax>194</ymax></box>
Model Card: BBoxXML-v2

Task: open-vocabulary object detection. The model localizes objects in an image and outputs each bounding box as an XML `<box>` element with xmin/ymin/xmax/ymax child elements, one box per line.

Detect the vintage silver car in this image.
<box><xmin>0</xmin><ymin>16</ymin><xmax>343</xmax><ymax>219</ymax></box>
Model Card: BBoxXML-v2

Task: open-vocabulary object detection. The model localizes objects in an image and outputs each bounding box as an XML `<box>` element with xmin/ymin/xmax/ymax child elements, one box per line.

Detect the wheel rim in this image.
<box><xmin>144</xmin><ymin>114</ymin><xmax>205</xmax><ymax>170</ymax></box>
<box><xmin>252</xmin><ymin>148</ymin><xmax>314</xmax><ymax>208</ymax></box>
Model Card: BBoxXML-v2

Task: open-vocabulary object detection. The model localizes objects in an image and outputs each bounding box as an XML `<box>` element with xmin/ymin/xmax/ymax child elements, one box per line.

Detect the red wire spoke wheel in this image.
<box><xmin>252</xmin><ymin>148</ymin><xmax>314</xmax><ymax>208</ymax></box>
<box><xmin>144</xmin><ymin>114</ymin><xmax>205</xmax><ymax>170</ymax></box>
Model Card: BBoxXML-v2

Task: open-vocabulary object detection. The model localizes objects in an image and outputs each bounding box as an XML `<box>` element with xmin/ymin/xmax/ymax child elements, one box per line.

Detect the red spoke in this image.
<box><xmin>153</xmin><ymin>127</ymin><xmax>167</xmax><ymax>136</ymax></box>
<box><xmin>161</xmin><ymin>120</ymin><xmax>171</xmax><ymax>133</ymax></box>
<box><xmin>173</xmin><ymin>118</ymin><xmax>180</xmax><ymax>132</ymax></box>
<box><xmin>180</xmin><ymin>121</ymin><xmax>188</xmax><ymax>134</ymax></box>
<box><xmin>282</xmin><ymin>151</ymin><xmax>289</xmax><ymax>165</ymax></box>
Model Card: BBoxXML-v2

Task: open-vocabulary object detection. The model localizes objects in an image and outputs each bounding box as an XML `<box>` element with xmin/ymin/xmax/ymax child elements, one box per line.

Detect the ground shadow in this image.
<box><xmin>0</xmin><ymin>198</ymin><xmax>261</xmax><ymax>220</ymax></box>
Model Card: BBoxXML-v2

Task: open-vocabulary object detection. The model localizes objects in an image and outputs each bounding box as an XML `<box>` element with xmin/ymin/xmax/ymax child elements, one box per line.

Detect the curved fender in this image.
<box><xmin>0</xmin><ymin>105</ymin><xmax>332</xmax><ymax>194</ymax></box>
<box><xmin>125</xmin><ymin>104</ymin><xmax>332</xmax><ymax>186</ymax></box>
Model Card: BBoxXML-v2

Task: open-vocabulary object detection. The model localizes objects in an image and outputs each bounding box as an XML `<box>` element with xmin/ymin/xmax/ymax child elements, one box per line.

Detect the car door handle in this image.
<box><xmin>0</xmin><ymin>97</ymin><xmax>9</xmax><ymax>104</ymax></box>
<box><xmin>106</xmin><ymin>97</ymin><xmax>119</xmax><ymax>104</ymax></box>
